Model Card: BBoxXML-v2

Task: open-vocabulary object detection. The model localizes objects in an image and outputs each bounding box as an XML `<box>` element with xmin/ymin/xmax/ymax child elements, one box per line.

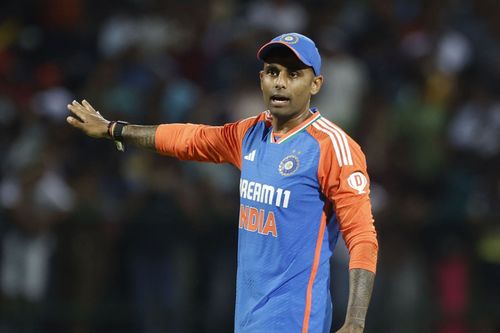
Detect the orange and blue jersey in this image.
<box><xmin>155</xmin><ymin>108</ymin><xmax>378</xmax><ymax>333</ymax></box>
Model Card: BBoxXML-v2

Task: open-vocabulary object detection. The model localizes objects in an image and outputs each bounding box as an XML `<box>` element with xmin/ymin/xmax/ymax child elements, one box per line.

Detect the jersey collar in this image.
<box><xmin>269</xmin><ymin>109</ymin><xmax>322</xmax><ymax>144</ymax></box>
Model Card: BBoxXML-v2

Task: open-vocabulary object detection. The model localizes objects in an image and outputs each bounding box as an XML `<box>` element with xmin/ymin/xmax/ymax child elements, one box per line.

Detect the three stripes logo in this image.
<box><xmin>312</xmin><ymin>118</ymin><xmax>353</xmax><ymax>167</ymax></box>
<box><xmin>244</xmin><ymin>149</ymin><xmax>256</xmax><ymax>162</ymax></box>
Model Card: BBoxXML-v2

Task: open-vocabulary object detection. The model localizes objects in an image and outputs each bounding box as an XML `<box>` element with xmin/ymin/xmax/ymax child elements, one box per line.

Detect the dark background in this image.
<box><xmin>0</xmin><ymin>0</ymin><xmax>499</xmax><ymax>332</ymax></box>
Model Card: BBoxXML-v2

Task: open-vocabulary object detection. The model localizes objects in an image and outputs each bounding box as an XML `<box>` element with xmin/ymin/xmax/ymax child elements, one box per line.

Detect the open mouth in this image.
<box><xmin>270</xmin><ymin>94</ymin><xmax>290</xmax><ymax>106</ymax></box>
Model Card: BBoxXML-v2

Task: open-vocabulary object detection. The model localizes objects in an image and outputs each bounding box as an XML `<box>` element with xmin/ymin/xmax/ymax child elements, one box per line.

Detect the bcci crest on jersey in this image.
<box><xmin>279</xmin><ymin>154</ymin><xmax>300</xmax><ymax>176</ymax></box>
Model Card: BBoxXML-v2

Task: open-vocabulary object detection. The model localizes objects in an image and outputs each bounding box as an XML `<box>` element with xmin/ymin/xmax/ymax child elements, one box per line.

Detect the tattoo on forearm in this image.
<box><xmin>345</xmin><ymin>268</ymin><xmax>375</xmax><ymax>326</ymax></box>
<box><xmin>122</xmin><ymin>125</ymin><xmax>158</xmax><ymax>149</ymax></box>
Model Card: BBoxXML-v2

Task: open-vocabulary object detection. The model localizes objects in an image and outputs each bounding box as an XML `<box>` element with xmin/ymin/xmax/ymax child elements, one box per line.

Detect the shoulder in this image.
<box><xmin>307</xmin><ymin>116</ymin><xmax>362</xmax><ymax>168</ymax></box>
<box><xmin>234</xmin><ymin>110</ymin><xmax>272</xmax><ymax>128</ymax></box>
<box><xmin>220</xmin><ymin>111</ymin><xmax>272</xmax><ymax>145</ymax></box>
<box><xmin>230</xmin><ymin>110</ymin><xmax>272</xmax><ymax>137</ymax></box>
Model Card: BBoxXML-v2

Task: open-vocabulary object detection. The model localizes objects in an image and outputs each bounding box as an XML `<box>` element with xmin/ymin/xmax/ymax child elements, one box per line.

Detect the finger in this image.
<box><xmin>66</xmin><ymin>116</ymin><xmax>85</xmax><ymax>129</ymax></box>
<box><xmin>67</xmin><ymin>103</ymin><xmax>86</xmax><ymax>122</ymax></box>
<box><xmin>82</xmin><ymin>100</ymin><xmax>97</xmax><ymax>113</ymax></box>
<box><xmin>71</xmin><ymin>100</ymin><xmax>93</xmax><ymax>115</ymax></box>
<box><xmin>72</xmin><ymin>100</ymin><xmax>83</xmax><ymax>108</ymax></box>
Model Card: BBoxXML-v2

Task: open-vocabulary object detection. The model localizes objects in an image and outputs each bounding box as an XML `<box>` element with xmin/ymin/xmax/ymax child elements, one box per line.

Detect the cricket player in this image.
<box><xmin>67</xmin><ymin>33</ymin><xmax>378</xmax><ymax>333</ymax></box>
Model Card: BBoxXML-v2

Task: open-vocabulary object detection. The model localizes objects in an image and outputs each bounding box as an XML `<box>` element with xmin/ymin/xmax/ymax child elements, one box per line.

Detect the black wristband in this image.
<box><xmin>107</xmin><ymin>120</ymin><xmax>129</xmax><ymax>152</ymax></box>
<box><xmin>111</xmin><ymin>121</ymin><xmax>129</xmax><ymax>141</ymax></box>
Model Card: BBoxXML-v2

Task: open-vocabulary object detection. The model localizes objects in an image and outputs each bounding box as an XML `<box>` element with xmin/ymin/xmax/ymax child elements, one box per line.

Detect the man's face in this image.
<box><xmin>259</xmin><ymin>47</ymin><xmax>323</xmax><ymax>120</ymax></box>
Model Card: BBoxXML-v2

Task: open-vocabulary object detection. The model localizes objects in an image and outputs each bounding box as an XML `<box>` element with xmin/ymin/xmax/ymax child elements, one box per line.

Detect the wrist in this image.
<box><xmin>107</xmin><ymin>120</ymin><xmax>129</xmax><ymax>152</ymax></box>
<box><xmin>107</xmin><ymin>121</ymin><xmax>129</xmax><ymax>140</ymax></box>
<box><xmin>106</xmin><ymin>121</ymin><xmax>113</xmax><ymax>139</ymax></box>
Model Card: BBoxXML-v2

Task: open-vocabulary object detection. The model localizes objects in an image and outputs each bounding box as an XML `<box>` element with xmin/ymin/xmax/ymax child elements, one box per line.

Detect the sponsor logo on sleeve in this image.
<box><xmin>347</xmin><ymin>172</ymin><xmax>367</xmax><ymax>194</ymax></box>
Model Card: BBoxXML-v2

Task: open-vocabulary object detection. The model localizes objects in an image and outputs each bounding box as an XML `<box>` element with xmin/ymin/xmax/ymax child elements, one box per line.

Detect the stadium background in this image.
<box><xmin>0</xmin><ymin>0</ymin><xmax>499</xmax><ymax>332</ymax></box>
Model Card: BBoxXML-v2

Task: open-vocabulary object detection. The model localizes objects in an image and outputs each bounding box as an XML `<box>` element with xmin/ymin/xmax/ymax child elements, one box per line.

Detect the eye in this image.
<box><xmin>267</xmin><ymin>68</ymin><xmax>278</xmax><ymax>76</ymax></box>
<box><xmin>289</xmin><ymin>71</ymin><xmax>299</xmax><ymax>78</ymax></box>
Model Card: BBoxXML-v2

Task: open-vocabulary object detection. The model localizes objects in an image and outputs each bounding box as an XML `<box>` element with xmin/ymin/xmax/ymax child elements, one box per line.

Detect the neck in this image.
<box><xmin>272</xmin><ymin>107</ymin><xmax>312</xmax><ymax>134</ymax></box>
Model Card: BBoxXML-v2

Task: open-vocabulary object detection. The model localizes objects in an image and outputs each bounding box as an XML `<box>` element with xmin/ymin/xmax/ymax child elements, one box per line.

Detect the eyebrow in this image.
<box><xmin>264</xmin><ymin>63</ymin><xmax>306</xmax><ymax>72</ymax></box>
<box><xmin>264</xmin><ymin>64</ymin><xmax>279</xmax><ymax>70</ymax></box>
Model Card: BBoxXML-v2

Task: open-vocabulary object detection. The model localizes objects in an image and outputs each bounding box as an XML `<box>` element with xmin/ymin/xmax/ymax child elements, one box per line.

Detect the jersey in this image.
<box><xmin>154</xmin><ymin>109</ymin><xmax>378</xmax><ymax>333</ymax></box>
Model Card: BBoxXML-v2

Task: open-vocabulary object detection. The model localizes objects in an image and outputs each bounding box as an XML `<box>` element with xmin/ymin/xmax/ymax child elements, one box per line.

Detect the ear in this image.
<box><xmin>259</xmin><ymin>70</ymin><xmax>265</xmax><ymax>91</ymax></box>
<box><xmin>310</xmin><ymin>75</ymin><xmax>324</xmax><ymax>96</ymax></box>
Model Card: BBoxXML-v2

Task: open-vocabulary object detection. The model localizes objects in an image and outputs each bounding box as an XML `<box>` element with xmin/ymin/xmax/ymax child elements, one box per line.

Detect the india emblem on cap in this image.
<box><xmin>280</xmin><ymin>34</ymin><xmax>299</xmax><ymax>44</ymax></box>
<box><xmin>257</xmin><ymin>32</ymin><xmax>322</xmax><ymax>75</ymax></box>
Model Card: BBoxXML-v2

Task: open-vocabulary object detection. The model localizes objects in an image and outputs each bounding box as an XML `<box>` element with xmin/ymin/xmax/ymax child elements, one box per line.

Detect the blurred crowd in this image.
<box><xmin>0</xmin><ymin>0</ymin><xmax>499</xmax><ymax>332</ymax></box>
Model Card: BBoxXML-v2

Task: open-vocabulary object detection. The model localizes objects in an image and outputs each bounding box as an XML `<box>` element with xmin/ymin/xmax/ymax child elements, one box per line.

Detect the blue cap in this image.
<box><xmin>257</xmin><ymin>33</ymin><xmax>321</xmax><ymax>75</ymax></box>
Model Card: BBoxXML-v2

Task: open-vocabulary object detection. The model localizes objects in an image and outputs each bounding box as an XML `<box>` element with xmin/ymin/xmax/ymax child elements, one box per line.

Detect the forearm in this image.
<box><xmin>122</xmin><ymin>125</ymin><xmax>159</xmax><ymax>150</ymax></box>
<box><xmin>67</xmin><ymin>100</ymin><xmax>159</xmax><ymax>152</ymax></box>
<box><xmin>343</xmin><ymin>268</ymin><xmax>375</xmax><ymax>330</ymax></box>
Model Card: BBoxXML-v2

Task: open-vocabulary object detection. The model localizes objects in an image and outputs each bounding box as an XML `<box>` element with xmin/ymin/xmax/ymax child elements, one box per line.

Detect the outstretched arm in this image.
<box><xmin>66</xmin><ymin>100</ymin><xmax>157</xmax><ymax>150</ymax></box>
<box><xmin>67</xmin><ymin>99</ymin><xmax>255</xmax><ymax>165</ymax></box>
<box><xmin>336</xmin><ymin>268</ymin><xmax>375</xmax><ymax>333</ymax></box>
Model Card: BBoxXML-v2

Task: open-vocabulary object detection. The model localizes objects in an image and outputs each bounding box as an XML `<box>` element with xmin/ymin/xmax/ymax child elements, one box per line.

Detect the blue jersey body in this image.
<box><xmin>235</xmin><ymin>115</ymin><xmax>339</xmax><ymax>333</ymax></box>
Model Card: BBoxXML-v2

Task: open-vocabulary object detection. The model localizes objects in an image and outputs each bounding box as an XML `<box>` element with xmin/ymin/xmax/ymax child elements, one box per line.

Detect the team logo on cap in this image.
<box><xmin>279</xmin><ymin>154</ymin><xmax>300</xmax><ymax>176</ymax></box>
<box><xmin>280</xmin><ymin>34</ymin><xmax>299</xmax><ymax>44</ymax></box>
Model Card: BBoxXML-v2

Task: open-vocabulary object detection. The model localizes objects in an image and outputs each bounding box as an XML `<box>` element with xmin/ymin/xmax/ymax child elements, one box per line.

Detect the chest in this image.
<box><xmin>240</xmin><ymin>128</ymin><xmax>320</xmax><ymax>192</ymax></box>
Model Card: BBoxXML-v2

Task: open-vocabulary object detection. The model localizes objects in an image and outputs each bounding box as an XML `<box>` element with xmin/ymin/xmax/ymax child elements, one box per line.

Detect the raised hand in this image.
<box><xmin>66</xmin><ymin>100</ymin><xmax>110</xmax><ymax>139</ymax></box>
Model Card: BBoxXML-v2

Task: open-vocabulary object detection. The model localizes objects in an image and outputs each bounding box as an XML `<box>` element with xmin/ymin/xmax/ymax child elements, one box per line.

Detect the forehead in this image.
<box><xmin>262</xmin><ymin>46</ymin><xmax>312</xmax><ymax>72</ymax></box>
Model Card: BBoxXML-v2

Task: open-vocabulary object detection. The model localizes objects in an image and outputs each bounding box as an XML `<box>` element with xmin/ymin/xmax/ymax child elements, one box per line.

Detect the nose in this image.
<box><xmin>274</xmin><ymin>72</ymin><xmax>287</xmax><ymax>90</ymax></box>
